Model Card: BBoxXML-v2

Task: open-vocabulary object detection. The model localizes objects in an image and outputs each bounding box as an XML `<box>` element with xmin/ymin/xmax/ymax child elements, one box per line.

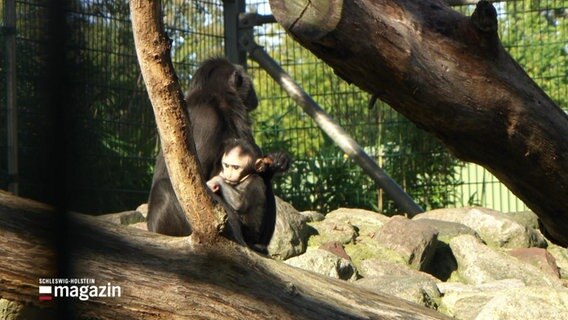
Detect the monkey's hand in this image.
<box><xmin>265</xmin><ymin>152</ymin><xmax>292</xmax><ymax>175</ymax></box>
<box><xmin>206</xmin><ymin>176</ymin><xmax>223</xmax><ymax>193</ymax></box>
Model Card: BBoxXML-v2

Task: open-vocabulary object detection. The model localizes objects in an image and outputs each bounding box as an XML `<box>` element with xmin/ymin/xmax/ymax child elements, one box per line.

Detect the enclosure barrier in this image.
<box><xmin>4</xmin><ymin>0</ymin><xmax>18</xmax><ymax>195</ymax></box>
<box><xmin>4</xmin><ymin>0</ymin><xmax>561</xmax><ymax>214</ymax></box>
<box><xmin>239</xmin><ymin>28</ymin><xmax>424</xmax><ymax>216</ymax></box>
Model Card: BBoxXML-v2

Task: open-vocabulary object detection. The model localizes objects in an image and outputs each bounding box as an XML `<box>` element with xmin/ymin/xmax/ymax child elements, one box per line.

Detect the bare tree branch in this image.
<box><xmin>130</xmin><ymin>0</ymin><xmax>224</xmax><ymax>242</ymax></box>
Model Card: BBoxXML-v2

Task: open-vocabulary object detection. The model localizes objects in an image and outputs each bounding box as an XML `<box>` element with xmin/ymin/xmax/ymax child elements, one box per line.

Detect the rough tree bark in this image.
<box><xmin>0</xmin><ymin>1</ymin><xmax>451</xmax><ymax>319</ymax></box>
<box><xmin>130</xmin><ymin>0</ymin><xmax>224</xmax><ymax>242</ymax></box>
<box><xmin>269</xmin><ymin>0</ymin><xmax>568</xmax><ymax>246</ymax></box>
<box><xmin>0</xmin><ymin>192</ymin><xmax>450</xmax><ymax>319</ymax></box>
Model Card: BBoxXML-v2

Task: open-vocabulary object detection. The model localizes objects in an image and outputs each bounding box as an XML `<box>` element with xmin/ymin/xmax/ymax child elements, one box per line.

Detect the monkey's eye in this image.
<box><xmin>222</xmin><ymin>162</ymin><xmax>241</xmax><ymax>170</ymax></box>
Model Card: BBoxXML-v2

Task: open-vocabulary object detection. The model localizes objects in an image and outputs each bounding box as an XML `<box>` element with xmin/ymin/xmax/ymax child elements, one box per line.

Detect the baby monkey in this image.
<box><xmin>207</xmin><ymin>138</ymin><xmax>273</xmax><ymax>251</ymax></box>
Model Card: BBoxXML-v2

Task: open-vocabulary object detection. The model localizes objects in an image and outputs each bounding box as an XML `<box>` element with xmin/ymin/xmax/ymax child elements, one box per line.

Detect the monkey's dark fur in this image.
<box><xmin>211</xmin><ymin>138</ymin><xmax>269</xmax><ymax>249</ymax></box>
<box><xmin>147</xmin><ymin>58</ymin><xmax>289</xmax><ymax>250</ymax></box>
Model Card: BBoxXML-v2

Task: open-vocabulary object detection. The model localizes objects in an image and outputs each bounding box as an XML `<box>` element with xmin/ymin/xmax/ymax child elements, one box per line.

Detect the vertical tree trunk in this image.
<box><xmin>130</xmin><ymin>0</ymin><xmax>224</xmax><ymax>242</ymax></box>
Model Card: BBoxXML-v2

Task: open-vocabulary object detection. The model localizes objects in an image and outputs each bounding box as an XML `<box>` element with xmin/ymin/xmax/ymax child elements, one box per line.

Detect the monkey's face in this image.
<box><xmin>219</xmin><ymin>147</ymin><xmax>253</xmax><ymax>184</ymax></box>
<box><xmin>231</xmin><ymin>65</ymin><xmax>258</xmax><ymax>111</ymax></box>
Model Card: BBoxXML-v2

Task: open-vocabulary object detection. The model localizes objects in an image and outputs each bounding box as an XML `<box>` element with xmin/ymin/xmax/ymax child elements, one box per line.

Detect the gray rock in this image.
<box><xmin>454</xmin><ymin>296</ymin><xmax>497</xmax><ymax>319</ymax></box>
<box><xmin>508</xmin><ymin>247</ymin><xmax>561</xmax><ymax>278</ymax></box>
<box><xmin>376</xmin><ymin>216</ymin><xmax>439</xmax><ymax>271</ymax></box>
<box><xmin>409</xmin><ymin>219</ymin><xmax>478</xmax><ymax>281</ymax></box>
<box><xmin>324</xmin><ymin>208</ymin><xmax>388</xmax><ymax>237</ymax></box>
<box><xmin>501</xmin><ymin>210</ymin><xmax>540</xmax><ymax>229</ymax></box>
<box><xmin>359</xmin><ymin>258</ymin><xmax>439</xmax><ymax>281</ymax></box>
<box><xmin>285</xmin><ymin>248</ymin><xmax>358</xmax><ymax>281</ymax></box>
<box><xmin>344</xmin><ymin>237</ymin><xmax>408</xmax><ymax>268</ymax></box>
<box><xmin>300</xmin><ymin>210</ymin><xmax>325</xmax><ymax>222</ymax></box>
<box><xmin>440</xmin><ymin>291</ymin><xmax>500</xmax><ymax>320</ymax></box>
<box><xmin>414</xmin><ymin>208</ymin><xmax>547</xmax><ymax>249</ymax></box>
<box><xmin>413</xmin><ymin>207</ymin><xmax>472</xmax><ymax>224</ymax></box>
<box><xmin>412</xmin><ymin>219</ymin><xmax>479</xmax><ymax>244</ymax></box>
<box><xmin>437</xmin><ymin>279</ymin><xmax>526</xmax><ymax>295</ymax></box>
<box><xmin>450</xmin><ymin>234</ymin><xmax>563</xmax><ymax>287</ymax></box>
<box><xmin>475</xmin><ymin>286</ymin><xmax>568</xmax><ymax>320</ymax></box>
<box><xmin>324</xmin><ymin>209</ymin><xmax>392</xmax><ymax>267</ymax></box>
<box><xmin>307</xmin><ymin>219</ymin><xmax>358</xmax><ymax>246</ymax></box>
<box><xmin>268</xmin><ymin>197</ymin><xmax>310</xmax><ymax>260</ymax></box>
<box><xmin>548</xmin><ymin>244</ymin><xmax>568</xmax><ymax>280</ymax></box>
<box><xmin>358</xmin><ymin>258</ymin><xmax>411</xmax><ymax>278</ymax></box>
<box><xmin>438</xmin><ymin>280</ymin><xmax>527</xmax><ymax>320</ymax></box>
<box><xmin>461</xmin><ymin>208</ymin><xmax>547</xmax><ymax>248</ymax></box>
<box><xmin>136</xmin><ymin>203</ymin><xmax>148</xmax><ymax>218</ymax></box>
<box><xmin>355</xmin><ymin>275</ymin><xmax>441</xmax><ymax>309</ymax></box>
<box><xmin>98</xmin><ymin>210</ymin><xmax>145</xmax><ymax>225</ymax></box>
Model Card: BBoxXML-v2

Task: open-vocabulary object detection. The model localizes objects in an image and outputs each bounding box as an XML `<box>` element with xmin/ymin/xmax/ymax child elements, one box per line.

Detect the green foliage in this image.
<box><xmin>501</xmin><ymin>1</ymin><xmax>567</xmax><ymax>111</ymax></box>
<box><xmin>377</xmin><ymin>113</ymin><xmax>464</xmax><ymax>213</ymax></box>
<box><xmin>62</xmin><ymin>0</ymin><xmax>157</xmax><ymax>212</ymax></box>
<box><xmin>4</xmin><ymin>0</ymin><xmax>566</xmax><ymax>215</ymax></box>
<box><xmin>251</xmin><ymin>23</ymin><xmax>463</xmax><ymax>214</ymax></box>
<box><xmin>273</xmin><ymin>138</ymin><xmax>379</xmax><ymax>213</ymax></box>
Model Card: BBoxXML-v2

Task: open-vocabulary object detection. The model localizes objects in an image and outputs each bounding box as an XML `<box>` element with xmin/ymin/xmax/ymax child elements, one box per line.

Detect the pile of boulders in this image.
<box><xmin>266</xmin><ymin>198</ymin><xmax>568</xmax><ymax>319</ymax></box>
<box><xmin>113</xmin><ymin>198</ymin><xmax>568</xmax><ymax>319</ymax></box>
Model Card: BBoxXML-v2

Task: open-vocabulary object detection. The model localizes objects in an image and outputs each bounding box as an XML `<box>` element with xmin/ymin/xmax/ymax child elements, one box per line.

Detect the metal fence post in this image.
<box><xmin>4</xmin><ymin>0</ymin><xmax>19</xmax><ymax>195</ymax></box>
<box><xmin>222</xmin><ymin>0</ymin><xmax>247</xmax><ymax>66</ymax></box>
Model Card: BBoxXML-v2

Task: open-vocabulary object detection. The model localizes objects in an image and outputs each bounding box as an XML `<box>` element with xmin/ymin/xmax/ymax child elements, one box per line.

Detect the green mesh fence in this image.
<box><xmin>247</xmin><ymin>0</ymin><xmax>567</xmax><ymax>214</ymax></box>
<box><xmin>1</xmin><ymin>0</ymin><xmax>566</xmax><ymax>214</ymax></box>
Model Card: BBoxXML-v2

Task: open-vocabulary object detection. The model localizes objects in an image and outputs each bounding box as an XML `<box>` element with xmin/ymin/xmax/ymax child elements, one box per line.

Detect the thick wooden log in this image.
<box><xmin>0</xmin><ymin>191</ymin><xmax>57</xmax><ymax>317</ymax></box>
<box><xmin>269</xmin><ymin>0</ymin><xmax>568</xmax><ymax>246</ymax></box>
<box><xmin>0</xmin><ymin>192</ymin><xmax>449</xmax><ymax>319</ymax></box>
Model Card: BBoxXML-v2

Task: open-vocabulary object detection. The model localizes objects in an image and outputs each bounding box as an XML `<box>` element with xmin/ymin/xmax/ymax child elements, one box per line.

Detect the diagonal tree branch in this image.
<box><xmin>269</xmin><ymin>0</ymin><xmax>568</xmax><ymax>246</ymax></box>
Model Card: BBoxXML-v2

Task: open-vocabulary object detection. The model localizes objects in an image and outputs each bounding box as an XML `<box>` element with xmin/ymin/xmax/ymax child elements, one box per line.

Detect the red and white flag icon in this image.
<box><xmin>39</xmin><ymin>286</ymin><xmax>52</xmax><ymax>301</ymax></box>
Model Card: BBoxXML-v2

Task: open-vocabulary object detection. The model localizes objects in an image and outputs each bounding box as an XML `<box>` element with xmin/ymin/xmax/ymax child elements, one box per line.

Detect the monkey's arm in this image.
<box><xmin>220</xmin><ymin>175</ymin><xmax>267</xmax><ymax>248</ymax></box>
<box><xmin>217</xmin><ymin>175</ymin><xmax>266</xmax><ymax>214</ymax></box>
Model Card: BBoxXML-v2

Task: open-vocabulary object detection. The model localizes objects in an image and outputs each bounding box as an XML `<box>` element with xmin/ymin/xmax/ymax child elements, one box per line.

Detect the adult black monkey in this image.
<box><xmin>147</xmin><ymin>58</ymin><xmax>290</xmax><ymax>250</ymax></box>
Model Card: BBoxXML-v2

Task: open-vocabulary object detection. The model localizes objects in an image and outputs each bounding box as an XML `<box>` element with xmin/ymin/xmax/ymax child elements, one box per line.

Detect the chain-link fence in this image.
<box><xmin>1</xmin><ymin>0</ymin><xmax>566</xmax><ymax>214</ymax></box>
<box><xmin>247</xmin><ymin>0</ymin><xmax>567</xmax><ymax>213</ymax></box>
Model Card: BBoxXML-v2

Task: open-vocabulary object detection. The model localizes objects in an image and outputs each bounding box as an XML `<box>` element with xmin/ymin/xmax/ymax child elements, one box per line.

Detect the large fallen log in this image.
<box><xmin>269</xmin><ymin>0</ymin><xmax>568</xmax><ymax>246</ymax></box>
<box><xmin>0</xmin><ymin>192</ymin><xmax>449</xmax><ymax>319</ymax></box>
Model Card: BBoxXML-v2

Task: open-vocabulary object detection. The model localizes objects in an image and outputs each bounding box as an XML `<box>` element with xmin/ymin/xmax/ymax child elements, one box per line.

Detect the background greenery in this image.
<box><xmin>1</xmin><ymin>0</ymin><xmax>566</xmax><ymax>214</ymax></box>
